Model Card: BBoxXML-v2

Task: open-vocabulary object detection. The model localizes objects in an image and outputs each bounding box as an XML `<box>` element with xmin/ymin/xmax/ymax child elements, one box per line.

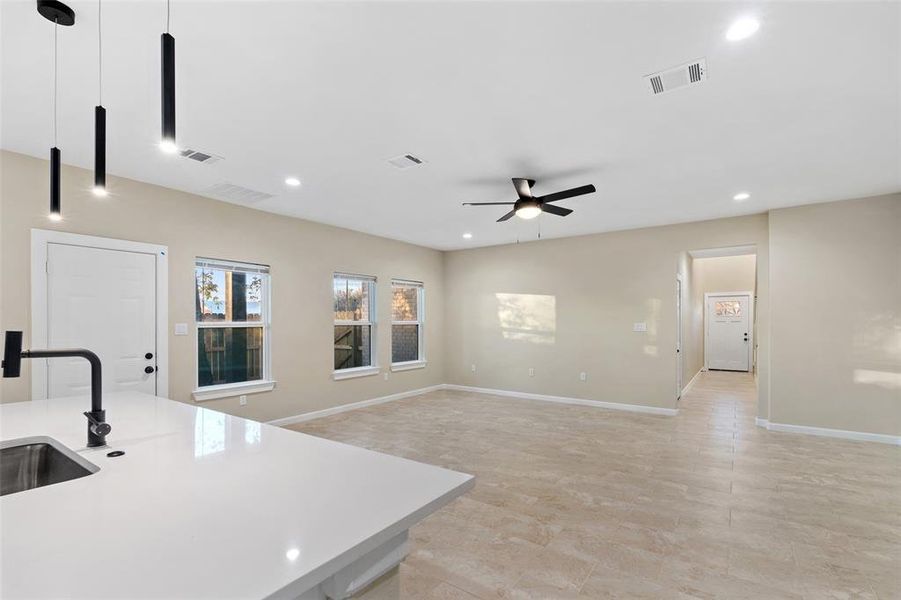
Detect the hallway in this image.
<box><xmin>290</xmin><ymin>372</ymin><xmax>899</xmax><ymax>599</ymax></box>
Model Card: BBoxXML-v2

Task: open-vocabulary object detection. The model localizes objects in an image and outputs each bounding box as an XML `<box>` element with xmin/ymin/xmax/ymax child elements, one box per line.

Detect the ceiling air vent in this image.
<box><xmin>179</xmin><ymin>148</ymin><xmax>223</xmax><ymax>165</ymax></box>
<box><xmin>645</xmin><ymin>58</ymin><xmax>707</xmax><ymax>95</ymax></box>
<box><xmin>387</xmin><ymin>154</ymin><xmax>426</xmax><ymax>169</ymax></box>
<box><xmin>205</xmin><ymin>183</ymin><xmax>274</xmax><ymax>203</ymax></box>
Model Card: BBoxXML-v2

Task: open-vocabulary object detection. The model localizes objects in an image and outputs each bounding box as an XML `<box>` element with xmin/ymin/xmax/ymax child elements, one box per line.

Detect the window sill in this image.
<box><xmin>333</xmin><ymin>366</ymin><xmax>380</xmax><ymax>381</ymax></box>
<box><xmin>192</xmin><ymin>380</ymin><xmax>276</xmax><ymax>402</ymax></box>
<box><xmin>391</xmin><ymin>360</ymin><xmax>427</xmax><ymax>372</ymax></box>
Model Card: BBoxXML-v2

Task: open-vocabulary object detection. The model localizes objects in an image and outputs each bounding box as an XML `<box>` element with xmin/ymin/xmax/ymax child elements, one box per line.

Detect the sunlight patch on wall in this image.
<box><xmin>852</xmin><ymin>311</ymin><xmax>900</xmax><ymax>362</ymax></box>
<box><xmin>853</xmin><ymin>369</ymin><xmax>901</xmax><ymax>390</ymax></box>
<box><xmin>643</xmin><ymin>297</ymin><xmax>662</xmax><ymax>356</ymax></box>
<box><xmin>495</xmin><ymin>293</ymin><xmax>556</xmax><ymax>345</ymax></box>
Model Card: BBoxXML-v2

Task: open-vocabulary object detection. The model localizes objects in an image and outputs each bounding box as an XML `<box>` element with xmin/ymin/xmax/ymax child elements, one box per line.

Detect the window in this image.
<box><xmin>333</xmin><ymin>273</ymin><xmax>376</xmax><ymax>376</ymax></box>
<box><xmin>194</xmin><ymin>258</ymin><xmax>272</xmax><ymax>399</ymax></box>
<box><xmin>391</xmin><ymin>280</ymin><xmax>424</xmax><ymax>367</ymax></box>
<box><xmin>715</xmin><ymin>300</ymin><xmax>742</xmax><ymax>317</ymax></box>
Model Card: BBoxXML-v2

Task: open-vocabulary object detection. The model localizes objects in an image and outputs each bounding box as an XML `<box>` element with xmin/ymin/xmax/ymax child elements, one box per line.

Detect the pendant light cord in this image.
<box><xmin>98</xmin><ymin>0</ymin><xmax>102</xmax><ymax>105</ymax></box>
<box><xmin>166</xmin><ymin>0</ymin><xmax>170</xmax><ymax>33</ymax></box>
<box><xmin>53</xmin><ymin>18</ymin><xmax>58</xmax><ymax>147</ymax></box>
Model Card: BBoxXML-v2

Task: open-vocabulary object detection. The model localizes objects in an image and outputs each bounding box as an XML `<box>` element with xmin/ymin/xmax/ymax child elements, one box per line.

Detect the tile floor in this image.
<box><xmin>288</xmin><ymin>372</ymin><xmax>900</xmax><ymax>599</ymax></box>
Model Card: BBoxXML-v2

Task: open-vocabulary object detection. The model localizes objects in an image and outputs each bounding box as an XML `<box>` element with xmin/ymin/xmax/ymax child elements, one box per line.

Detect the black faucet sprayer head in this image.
<box><xmin>2</xmin><ymin>331</ymin><xmax>23</xmax><ymax>378</ymax></box>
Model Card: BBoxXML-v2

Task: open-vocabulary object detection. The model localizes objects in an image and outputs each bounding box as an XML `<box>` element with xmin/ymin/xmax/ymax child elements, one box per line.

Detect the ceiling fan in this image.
<box><xmin>463</xmin><ymin>178</ymin><xmax>596</xmax><ymax>222</ymax></box>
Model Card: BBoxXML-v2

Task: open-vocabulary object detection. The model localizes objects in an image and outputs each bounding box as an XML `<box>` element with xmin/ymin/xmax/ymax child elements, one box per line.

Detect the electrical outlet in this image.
<box><xmin>580</xmin><ymin>372</ymin><xmax>587</xmax><ymax>382</ymax></box>
<box><xmin>384</xmin><ymin>372</ymin><xmax>389</xmax><ymax>381</ymax></box>
<box><xmin>239</xmin><ymin>395</ymin><xmax>247</xmax><ymax>406</ymax></box>
<box><xmin>528</xmin><ymin>367</ymin><xmax>535</xmax><ymax>377</ymax></box>
<box><xmin>471</xmin><ymin>364</ymin><xmax>476</xmax><ymax>373</ymax></box>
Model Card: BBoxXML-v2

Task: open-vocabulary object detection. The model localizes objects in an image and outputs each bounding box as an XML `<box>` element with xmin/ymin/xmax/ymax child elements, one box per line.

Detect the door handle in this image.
<box><xmin>145</xmin><ymin>352</ymin><xmax>154</xmax><ymax>360</ymax></box>
<box><xmin>144</xmin><ymin>366</ymin><xmax>156</xmax><ymax>374</ymax></box>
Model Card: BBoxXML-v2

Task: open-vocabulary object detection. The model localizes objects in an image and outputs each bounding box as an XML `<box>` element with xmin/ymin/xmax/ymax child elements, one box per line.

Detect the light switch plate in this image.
<box><xmin>633</xmin><ymin>322</ymin><xmax>647</xmax><ymax>332</ymax></box>
<box><xmin>174</xmin><ymin>323</ymin><xmax>188</xmax><ymax>335</ymax></box>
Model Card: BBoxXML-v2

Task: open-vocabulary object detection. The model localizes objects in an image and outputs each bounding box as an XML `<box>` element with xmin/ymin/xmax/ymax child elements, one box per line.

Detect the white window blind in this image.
<box><xmin>391</xmin><ymin>279</ymin><xmax>424</xmax><ymax>365</ymax></box>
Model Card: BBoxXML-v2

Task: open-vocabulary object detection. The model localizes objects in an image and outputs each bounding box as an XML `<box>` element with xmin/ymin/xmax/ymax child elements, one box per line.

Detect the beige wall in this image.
<box><xmin>693</xmin><ymin>255</ymin><xmax>757</xmax><ymax>296</ymax></box>
<box><xmin>689</xmin><ymin>254</ymin><xmax>758</xmax><ymax>377</ymax></box>
<box><xmin>443</xmin><ymin>214</ymin><xmax>770</xmax><ymax>412</ymax></box>
<box><xmin>4</xmin><ymin>150</ymin><xmax>895</xmax><ymax>436</ymax></box>
<box><xmin>677</xmin><ymin>252</ymin><xmax>696</xmax><ymax>392</ymax></box>
<box><xmin>769</xmin><ymin>194</ymin><xmax>901</xmax><ymax>436</ymax></box>
<box><xmin>0</xmin><ymin>151</ymin><xmax>445</xmax><ymax>422</ymax></box>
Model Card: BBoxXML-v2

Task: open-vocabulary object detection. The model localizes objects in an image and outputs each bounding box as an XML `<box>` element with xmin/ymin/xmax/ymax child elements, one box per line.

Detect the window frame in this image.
<box><xmin>192</xmin><ymin>258</ymin><xmax>274</xmax><ymax>401</ymax></box>
<box><xmin>390</xmin><ymin>279</ymin><xmax>426</xmax><ymax>371</ymax></box>
<box><xmin>332</xmin><ymin>272</ymin><xmax>378</xmax><ymax>380</ymax></box>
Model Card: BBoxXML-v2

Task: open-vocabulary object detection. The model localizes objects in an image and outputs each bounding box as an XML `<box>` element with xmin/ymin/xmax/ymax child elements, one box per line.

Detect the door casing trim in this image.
<box><xmin>30</xmin><ymin>229</ymin><xmax>169</xmax><ymax>400</ymax></box>
<box><xmin>704</xmin><ymin>291</ymin><xmax>754</xmax><ymax>372</ymax></box>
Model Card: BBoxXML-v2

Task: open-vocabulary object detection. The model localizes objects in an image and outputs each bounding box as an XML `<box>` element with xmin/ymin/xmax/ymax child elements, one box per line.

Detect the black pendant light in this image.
<box><xmin>93</xmin><ymin>0</ymin><xmax>106</xmax><ymax>197</ymax></box>
<box><xmin>37</xmin><ymin>0</ymin><xmax>75</xmax><ymax>221</ymax></box>
<box><xmin>160</xmin><ymin>0</ymin><xmax>176</xmax><ymax>153</ymax></box>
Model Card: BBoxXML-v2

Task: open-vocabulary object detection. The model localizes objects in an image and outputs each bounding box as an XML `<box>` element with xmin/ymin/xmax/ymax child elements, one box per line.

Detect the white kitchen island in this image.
<box><xmin>0</xmin><ymin>392</ymin><xmax>474</xmax><ymax>599</ymax></box>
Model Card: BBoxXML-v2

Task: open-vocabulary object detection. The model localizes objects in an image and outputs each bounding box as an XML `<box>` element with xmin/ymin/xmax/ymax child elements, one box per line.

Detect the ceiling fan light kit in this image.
<box><xmin>515</xmin><ymin>201</ymin><xmax>541</xmax><ymax>220</ymax></box>
<box><xmin>464</xmin><ymin>177</ymin><xmax>596</xmax><ymax>223</ymax></box>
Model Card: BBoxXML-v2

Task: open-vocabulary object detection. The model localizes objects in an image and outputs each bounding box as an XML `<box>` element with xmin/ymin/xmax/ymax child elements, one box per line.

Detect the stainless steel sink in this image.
<box><xmin>0</xmin><ymin>436</ymin><xmax>99</xmax><ymax>496</ymax></box>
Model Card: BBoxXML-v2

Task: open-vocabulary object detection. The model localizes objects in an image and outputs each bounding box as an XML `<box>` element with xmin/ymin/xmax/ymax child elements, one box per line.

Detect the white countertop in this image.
<box><xmin>1</xmin><ymin>392</ymin><xmax>473</xmax><ymax>599</ymax></box>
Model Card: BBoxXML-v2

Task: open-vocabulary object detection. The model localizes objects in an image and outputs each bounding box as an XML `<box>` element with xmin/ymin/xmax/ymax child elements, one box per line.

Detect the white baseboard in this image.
<box><xmin>681</xmin><ymin>369</ymin><xmax>703</xmax><ymax>397</ymax></box>
<box><xmin>443</xmin><ymin>384</ymin><xmax>679</xmax><ymax>416</ymax></box>
<box><xmin>267</xmin><ymin>384</ymin><xmax>897</xmax><ymax>445</ymax></box>
<box><xmin>266</xmin><ymin>385</ymin><xmax>444</xmax><ymax>427</ymax></box>
<box><xmin>764</xmin><ymin>421</ymin><xmax>900</xmax><ymax>446</ymax></box>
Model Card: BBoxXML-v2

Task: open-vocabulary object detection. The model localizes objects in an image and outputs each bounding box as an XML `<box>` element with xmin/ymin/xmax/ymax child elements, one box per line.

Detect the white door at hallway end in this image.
<box><xmin>705</xmin><ymin>293</ymin><xmax>752</xmax><ymax>372</ymax></box>
<box><xmin>46</xmin><ymin>243</ymin><xmax>158</xmax><ymax>398</ymax></box>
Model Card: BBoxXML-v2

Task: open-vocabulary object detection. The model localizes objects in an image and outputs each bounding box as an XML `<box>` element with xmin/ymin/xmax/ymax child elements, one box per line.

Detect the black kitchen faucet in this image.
<box><xmin>2</xmin><ymin>331</ymin><xmax>111</xmax><ymax>447</ymax></box>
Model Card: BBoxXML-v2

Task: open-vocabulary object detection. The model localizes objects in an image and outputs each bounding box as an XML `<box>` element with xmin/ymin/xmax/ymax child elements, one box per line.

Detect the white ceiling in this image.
<box><xmin>2</xmin><ymin>1</ymin><xmax>899</xmax><ymax>250</ymax></box>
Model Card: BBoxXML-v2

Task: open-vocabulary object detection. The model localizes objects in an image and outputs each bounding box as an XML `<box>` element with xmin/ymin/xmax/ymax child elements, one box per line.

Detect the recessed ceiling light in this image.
<box><xmin>733</xmin><ymin>192</ymin><xmax>751</xmax><ymax>201</ymax></box>
<box><xmin>462</xmin><ymin>233</ymin><xmax>473</xmax><ymax>239</ymax></box>
<box><xmin>284</xmin><ymin>177</ymin><xmax>301</xmax><ymax>187</ymax></box>
<box><xmin>726</xmin><ymin>17</ymin><xmax>760</xmax><ymax>41</ymax></box>
<box><xmin>285</xmin><ymin>548</ymin><xmax>300</xmax><ymax>561</ymax></box>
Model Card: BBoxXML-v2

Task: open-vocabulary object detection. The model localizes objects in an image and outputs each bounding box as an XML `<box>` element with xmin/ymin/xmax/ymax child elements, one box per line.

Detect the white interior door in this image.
<box><xmin>706</xmin><ymin>294</ymin><xmax>751</xmax><ymax>371</ymax></box>
<box><xmin>46</xmin><ymin>243</ymin><xmax>157</xmax><ymax>398</ymax></box>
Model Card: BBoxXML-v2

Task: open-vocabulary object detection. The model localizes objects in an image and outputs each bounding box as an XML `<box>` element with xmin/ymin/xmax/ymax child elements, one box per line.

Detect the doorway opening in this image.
<box><xmin>677</xmin><ymin>245</ymin><xmax>758</xmax><ymax>398</ymax></box>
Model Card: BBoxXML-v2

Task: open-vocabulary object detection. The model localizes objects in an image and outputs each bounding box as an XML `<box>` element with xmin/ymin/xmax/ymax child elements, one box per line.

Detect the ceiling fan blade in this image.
<box><xmin>539</xmin><ymin>184</ymin><xmax>596</xmax><ymax>204</ymax></box>
<box><xmin>497</xmin><ymin>209</ymin><xmax>517</xmax><ymax>222</ymax></box>
<box><xmin>541</xmin><ymin>203</ymin><xmax>573</xmax><ymax>217</ymax></box>
<box><xmin>511</xmin><ymin>178</ymin><xmax>536</xmax><ymax>199</ymax></box>
<box><xmin>462</xmin><ymin>202</ymin><xmax>516</xmax><ymax>206</ymax></box>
